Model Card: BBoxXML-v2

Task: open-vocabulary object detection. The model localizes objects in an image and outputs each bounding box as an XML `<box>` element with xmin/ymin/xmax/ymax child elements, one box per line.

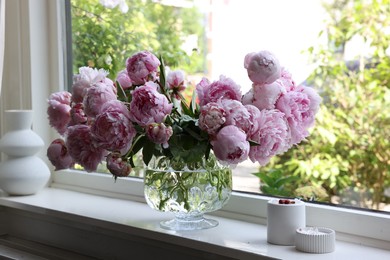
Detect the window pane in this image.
<box><xmin>69</xmin><ymin>0</ymin><xmax>390</xmax><ymax>212</ymax></box>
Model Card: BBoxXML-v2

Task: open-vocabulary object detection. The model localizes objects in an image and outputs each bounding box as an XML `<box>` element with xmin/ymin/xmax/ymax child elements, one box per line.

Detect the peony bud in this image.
<box><xmin>167</xmin><ymin>70</ymin><xmax>186</xmax><ymax>99</ymax></box>
<box><xmin>126</xmin><ymin>51</ymin><xmax>160</xmax><ymax>85</ymax></box>
<box><xmin>146</xmin><ymin>123</ymin><xmax>173</xmax><ymax>148</ymax></box>
<box><xmin>116</xmin><ymin>69</ymin><xmax>132</xmax><ymax>90</ymax></box>
<box><xmin>107</xmin><ymin>152</ymin><xmax>132</xmax><ymax>179</ymax></box>
<box><xmin>47</xmin><ymin>139</ymin><xmax>75</xmax><ymax>170</ymax></box>
<box><xmin>244</xmin><ymin>50</ymin><xmax>281</xmax><ymax>85</ymax></box>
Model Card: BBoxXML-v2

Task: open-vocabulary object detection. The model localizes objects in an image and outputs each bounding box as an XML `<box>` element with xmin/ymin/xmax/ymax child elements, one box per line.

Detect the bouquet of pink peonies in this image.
<box><xmin>46</xmin><ymin>50</ymin><xmax>321</xmax><ymax>178</ymax></box>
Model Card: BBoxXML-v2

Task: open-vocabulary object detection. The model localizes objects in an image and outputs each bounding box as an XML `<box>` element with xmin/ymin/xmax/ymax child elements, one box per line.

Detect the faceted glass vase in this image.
<box><xmin>144</xmin><ymin>154</ymin><xmax>232</xmax><ymax>231</ymax></box>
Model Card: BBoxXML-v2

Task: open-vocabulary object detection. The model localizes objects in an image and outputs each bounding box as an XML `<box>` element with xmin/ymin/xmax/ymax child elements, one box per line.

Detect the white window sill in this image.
<box><xmin>0</xmin><ymin>187</ymin><xmax>388</xmax><ymax>259</ymax></box>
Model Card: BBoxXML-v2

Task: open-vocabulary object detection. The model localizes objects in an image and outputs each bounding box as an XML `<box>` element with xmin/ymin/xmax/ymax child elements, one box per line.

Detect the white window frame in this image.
<box><xmin>1</xmin><ymin>0</ymin><xmax>388</xmax><ymax>250</ymax></box>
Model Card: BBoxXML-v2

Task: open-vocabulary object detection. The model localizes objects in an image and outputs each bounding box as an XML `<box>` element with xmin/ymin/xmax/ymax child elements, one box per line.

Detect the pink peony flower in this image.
<box><xmin>46</xmin><ymin>50</ymin><xmax>322</xmax><ymax>174</ymax></box>
<box><xmin>244</xmin><ymin>50</ymin><xmax>281</xmax><ymax>85</ymax></box>
<box><xmin>248</xmin><ymin>109</ymin><xmax>291</xmax><ymax>166</ymax></box>
<box><xmin>72</xmin><ymin>80</ymin><xmax>89</xmax><ymax>103</ymax></box>
<box><xmin>91</xmin><ymin>100</ymin><xmax>136</xmax><ymax>154</ymax></box>
<box><xmin>241</xmin><ymin>88</ymin><xmax>254</xmax><ymax>105</ymax></box>
<box><xmin>48</xmin><ymin>90</ymin><xmax>72</xmax><ymax>104</ymax></box>
<box><xmin>116</xmin><ymin>69</ymin><xmax>132</xmax><ymax>90</ymax></box>
<box><xmin>279</xmin><ymin>67</ymin><xmax>295</xmax><ymax>91</ymax></box>
<box><xmin>195</xmin><ymin>77</ymin><xmax>210</xmax><ymax>99</ymax></box>
<box><xmin>198</xmin><ymin>102</ymin><xmax>226</xmax><ymax>135</ymax></box>
<box><xmin>244</xmin><ymin>104</ymin><xmax>261</xmax><ymax>136</ymax></box>
<box><xmin>196</xmin><ymin>75</ymin><xmax>242</xmax><ymax>106</ymax></box>
<box><xmin>167</xmin><ymin>70</ymin><xmax>186</xmax><ymax>99</ymax></box>
<box><xmin>129</xmin><ymin>81</ymin><xmax>172</xmax><ymax>126</ymax></box>
<box><xmin>83</xmin><ymin>82</ymin><xmax>117</xmax><ymax>117</ymax></box>
<box><xmin>66</xmin><ymin>125</ymin><xmax>107</xmax><ymax>172</ymax></box>
<box><xmin>47</xmin><ymin>138</ymin><xmax>75</xmax><ymax>170</ymax></box>
<box><xmin>251</xmin><ymin>81</ymin><xmax>285</xmax><ymax>110</ymax></box>
<box><xmin>146</xmin><ymin>123</ymin><xmax>173</xmax><ymax>148</ymax></box>
<box><xmin>221</xmin><ymin>99</ymin><xmax>252</xmax><ymax>133</ymax></box>
<box><xmin>47</xmin><ymin>91</ymin><xmax>72</xmax><ymax>135</ymax></box>
<box><xmin>275</xmin><ymin>90</ymin><xmax>314</xmax><ymax>145</ymax></box>
<box><xmin>103</xmin><ymin>77</ymin><xmax>115</xmax><ymax>88</ymax></box>
<box><xmin>68</xmin><ymin>103</ymin><xmax>88</xmax><ymax>126</ymax></box>
<box><xmin>212</xmin><ymin>125</ymin><xmax>250</xmax><ymax>165</ymax></box>
<box><xmin>77</xmin><ymin>66</ymin><xmax>109</xmax><ymax>83</ymax></box>
<box><xmin>106</xmin><ymin>152</ymin><xmax>132</xmax><ymax>179</ymax></box>
<box><xmin>302</xmin><ymin>86</ymin><xmax>322</xmax><ymax>115</ymax></box>
<box><xmin>72</xmin><ymin>67</ymin><xmax>109</xmax><ymax>103</ymax></box>
<box><xmin>126</xmin><ymin>51</ymin><xmax>160</xmax><ymax>85</ymax></box>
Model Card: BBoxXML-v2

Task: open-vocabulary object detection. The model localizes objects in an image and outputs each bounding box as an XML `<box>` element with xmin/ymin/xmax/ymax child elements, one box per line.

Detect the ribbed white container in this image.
<box><xmin>295</xmin><ymin>227</ymin><xmax>336</xmax><ymax>253</ymax></box>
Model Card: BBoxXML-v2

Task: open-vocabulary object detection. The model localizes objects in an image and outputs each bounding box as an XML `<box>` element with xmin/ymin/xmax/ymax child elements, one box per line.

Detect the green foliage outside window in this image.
<box><xmin>255</xmin><ymin>0</ymin><xmax>390</xmax><ymax>211</ymax></box>
<box><xmin>70</xmin><ymin>0</ymin><xmax>205</xmax><ymax>175</ymax></box>
<box><xmin>71</xmin><ymin>0</ymin><xmax>390</xmax><ymax>211</ymax></box>
<box><xmin>71</xmin><ymin>0</ymin><xmax>205</xmax><ymax>79</ymax></box>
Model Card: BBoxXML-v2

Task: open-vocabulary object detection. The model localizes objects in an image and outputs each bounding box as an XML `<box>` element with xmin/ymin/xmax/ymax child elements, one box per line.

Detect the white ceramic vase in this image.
<box><xmin>0</xmin><ymin>110</ymin><xmax>50</xmax><ymax>195</ymax></box>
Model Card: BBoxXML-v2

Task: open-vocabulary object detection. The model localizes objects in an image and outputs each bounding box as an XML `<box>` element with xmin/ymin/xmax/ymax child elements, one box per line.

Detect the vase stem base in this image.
<box><xmin>160</xmin><ymin>215</ymin><xmax>219</xmax><ymax>231</ymax></box>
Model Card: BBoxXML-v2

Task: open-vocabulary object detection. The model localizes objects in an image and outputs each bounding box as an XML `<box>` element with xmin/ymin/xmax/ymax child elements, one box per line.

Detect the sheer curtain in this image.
<box><xmin>0</xmin><ymin>0</ymin><xmax>5</xmax><ymax>96</ymax></box>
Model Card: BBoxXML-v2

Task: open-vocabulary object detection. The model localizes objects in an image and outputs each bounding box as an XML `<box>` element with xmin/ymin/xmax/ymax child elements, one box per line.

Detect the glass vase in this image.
<box><xmin>144</xmin><ymin>153</ymin><xmax>232</xmax><ymax>231</ymax></box>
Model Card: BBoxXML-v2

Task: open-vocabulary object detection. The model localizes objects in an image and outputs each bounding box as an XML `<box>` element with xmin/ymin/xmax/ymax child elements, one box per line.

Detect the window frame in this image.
<box><xmin>2</xmin><ymin>0</ymin><xmax>388</xmax><ymax>250</ymax></box>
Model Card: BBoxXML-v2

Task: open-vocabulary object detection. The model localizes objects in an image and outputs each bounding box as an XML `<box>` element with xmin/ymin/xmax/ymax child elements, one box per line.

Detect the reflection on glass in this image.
<box><xmin>70</xmin><ymin>0</ymin><xmax>390</xmax><ymax>212</ymax></box>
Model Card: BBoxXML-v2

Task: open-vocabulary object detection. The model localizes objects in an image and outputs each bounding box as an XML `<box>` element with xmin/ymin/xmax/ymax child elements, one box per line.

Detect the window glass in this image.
<box><xmin>68</xmin><ymin>0</ymin><xmax>390</xmax><ymax>212</ymax></box>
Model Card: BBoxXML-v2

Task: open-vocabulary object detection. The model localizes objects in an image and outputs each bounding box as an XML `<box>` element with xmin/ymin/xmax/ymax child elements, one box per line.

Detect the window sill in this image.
<box><xmin>0</xmin><ymin>187</ymin><xmax>388</xmax><ymax>259</ymax></box>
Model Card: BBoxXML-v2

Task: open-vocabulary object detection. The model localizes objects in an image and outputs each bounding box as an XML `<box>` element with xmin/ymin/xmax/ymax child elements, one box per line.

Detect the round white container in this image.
<box><xmin>295</xmin><ymin>227</ymin><xmax>336</xmax><ymax>253</ymax></box>
<box><xmin>267</xmin><ymin>199</ymin><xmax>306</xmax><ymax>245</ymax></box>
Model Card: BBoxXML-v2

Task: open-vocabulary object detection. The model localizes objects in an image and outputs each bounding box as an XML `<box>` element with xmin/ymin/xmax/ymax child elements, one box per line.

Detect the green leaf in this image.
<box><xmin>116</xmin><ymin>80</ymin><xmax>127</xmax><ymax>102</ymax></box>
<box><xmin>142</xmin><ymin>139</ymin><xmax>156</xmax><ymax>166</ymax></box>
<box><xmin>205</xmin><ymin>142</ymin><xmax>211</xmax><ymax>161</ymax></box>
<box><xmin>190</xmin><ymin>89</ymin><xmax>198</xmax><ymax>115</ymax></box>
<box><xmin>254</xmin><ymin>172</ymin><xmax>275</xmax><ymax>186</ymax></box>
<box><xmin>274</xmin><ymin>175</ymin><xmax>299</xmax><ymax>188</ymax></box>
<box><xmin>182</xmin><ymin>126</ymin><xmax>203</xmax><ymax>141</ymax></box>
<box><xmin>180</xmin><ymin>99</ymin><xmax>193</xmax><ymax>117</ymax></box>
<box><xmin>158</xmin><ymin>56</ymin><xmax>169</xmax><ymax>98</ymax></box>
<box><xmin>248</xmin><ymin>140</ymin><xmax>260</xmax><ymax>146</ymax></box>
<box><xmin>180</xmin><ymin>114</ymin><xmax>194</xmax><ymax>123</ymax></box>
<box><xmin>131</xmin><ymin>135</ymin><xmax>147</xmax><ymax>156</ymax></box>
<box><xmin>172</xmin><ymin>124</ymin><xmax>183</xmax><ymax>134</ymax></box>
<box><xmin>168</xmin><ymin>132</ymin><xmax>208</xmax><ymax>163</ymax></box>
